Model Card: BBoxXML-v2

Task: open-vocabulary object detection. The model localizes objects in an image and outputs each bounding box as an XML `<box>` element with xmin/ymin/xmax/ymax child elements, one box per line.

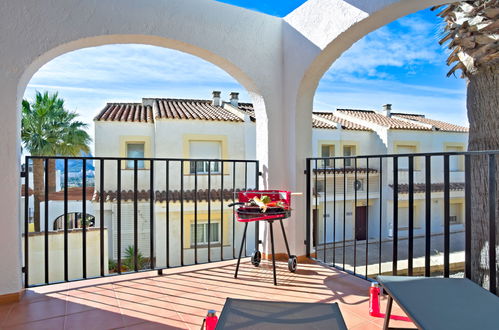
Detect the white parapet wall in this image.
<box><xmin>23</xmin><ymin>228</ymin><xmax>108</xmax><ymax>286</ymax></box>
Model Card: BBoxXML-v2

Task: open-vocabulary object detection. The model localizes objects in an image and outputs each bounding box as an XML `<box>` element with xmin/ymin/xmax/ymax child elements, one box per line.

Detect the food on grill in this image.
<box><xmin>248</xmin><ymin>195</ymin><xmax>289</xmax><ymax>213</ymax></box>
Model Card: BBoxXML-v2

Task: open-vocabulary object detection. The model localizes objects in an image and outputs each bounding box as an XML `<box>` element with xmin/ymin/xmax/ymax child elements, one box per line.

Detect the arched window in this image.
<box><xmin>53</xmin><ymin>213</ymin><xmax>95</xmax><ymax>231</ymax></box>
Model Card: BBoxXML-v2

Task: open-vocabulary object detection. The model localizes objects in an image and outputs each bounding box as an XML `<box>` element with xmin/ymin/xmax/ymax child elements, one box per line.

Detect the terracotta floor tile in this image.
<box><xmin>66</xmin><ymin>293</ymin><xmax>120</xmax><ymax>314</ymax></box>
<box><xmin>349</xmin><ymin>321</ymin><xmax>382</xmax><ymax>329</ymax></box>
<box><xmin>64</xmin><ymin>309</ymin><xmax>124</xmax><ymax>330</ymax></box>
<box><xmin>338</xmin><ymin>307</ymin><xmax>369</xmax><ymax>329</ymax></box>
<box><xmin>4</xmin><ymin>298</ymin><xmax>66</xmax><ymax>326</ymax></box>
<box><xmin>120</xmin><ymin>298</ymin><xmax>178</xmax><ymax>325</ymax></box>
<box><xmin>3</xmin><ymin>315</ymin><xmax>65</xmax><ymax>330</ymax></box>
<box><xmin>4</xmin><ymin>260</ymin><xmax>393</xmax><ymax>330</ymax></box>
<box><xmin>124</xmin><ymin>319</ymin><xmax>187</xmax><ymax>330</ymax></box>
<box><xmin>0</xmin><ymin>303</ymin><xmax>14</xmax><ymax>327</ymax></box>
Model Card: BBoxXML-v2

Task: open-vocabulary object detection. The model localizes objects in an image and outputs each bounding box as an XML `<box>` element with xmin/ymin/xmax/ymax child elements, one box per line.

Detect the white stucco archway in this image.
<box><xmin>280</xmin><ymin>0</ymin><xmax>452</xmax><ymax>258</ymax></box>
<box><xmin>0</xmin><ymin>0</ymin><xmax>453</xmax><ymax>295</ymax></box>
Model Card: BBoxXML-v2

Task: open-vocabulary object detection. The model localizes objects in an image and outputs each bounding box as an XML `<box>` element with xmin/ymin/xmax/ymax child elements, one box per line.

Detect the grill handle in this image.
<box><xmin>227</xmin><ymin>202</ymin><xmax>245</xmax><ymax>208</ymax></box>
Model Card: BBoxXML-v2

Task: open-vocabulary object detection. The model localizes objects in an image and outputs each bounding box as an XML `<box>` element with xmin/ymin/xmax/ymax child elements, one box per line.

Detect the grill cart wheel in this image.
<box><xmin>288</xmin><ymin>255</ymin><xmax>297</xmax><ymax>273</ymax></box>
<box><xmin>251</xmin><ymin>250</ymin><xmax>261</xmax><ymax>267</ymax></box>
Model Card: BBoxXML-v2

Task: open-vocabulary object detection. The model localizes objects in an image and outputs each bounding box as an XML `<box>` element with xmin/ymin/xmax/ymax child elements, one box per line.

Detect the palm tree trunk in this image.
<box><xmin>48</xmin><ymin>159</ymin><xmax>57</xmax><ymax>192</ymax></box>
<box><xmin>32</xmin><ymin>158</ymin><xmax>45</xmax><ymax>232</ymax></box>
<box><xmin>467</xmin><ymin>66</ymin><xmax>499</xmax><ymax>293</ymax></box>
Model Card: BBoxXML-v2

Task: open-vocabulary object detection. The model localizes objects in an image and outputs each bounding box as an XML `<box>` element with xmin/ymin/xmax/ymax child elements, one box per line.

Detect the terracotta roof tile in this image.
<box><xmin>312</xmin><ymin>117</ymin><xmax>337</xmax><ymax>129</ymax></box>
<box><xmin>94</xmin><ymin>103</ymin><xmax>153</xmax><ymax>123</ymax></box>
<box><xmin>337</xmin><ymin>109</ymin><xmax>430</xmax><ymax>130</ymax></box>
<box><xmin>95</xmin><ymin>99</ymin><xmax>243</xmax><ymax>123</ymax></box>
<box><xmin>154</xmin><ymin>99</ymin><xmax>243</xmax><ymax>122</ymax></box>
<box><xmin>390</xmin><ymin>182</ymin><xmax>465</xmax><ymax>193</ymax></box>
<box><xmin>313</xmin><ymin>168</ymin><xmax>378</xmax><ymax>174</ymax></box>
<box><xmin>93</xmin><ymin>188</ymin><xmax>254</xmax><ymax>203</ymax></box>
<box><xmin>237</xmin><ymin>103</ymin><xmax>256</xmax><ymax>121</ymax></box>
<box><xmin>313</xmin><ymin>112</ymin><xmax>371</xmax><ymax>131</ymax></box>
<box><xmin>392</xmin><ymin>113</ymin><xmax>469</xmax><ymax>132</ymax></box>
<box><xmin>49</xmin><ymin>187</ymin><xmax>95</xmax><ymax>201</ymax></box>
<box><xmin>21</xmin><ymin>186</ymin><xmax>94</xmax><ymax>200</ymax></box>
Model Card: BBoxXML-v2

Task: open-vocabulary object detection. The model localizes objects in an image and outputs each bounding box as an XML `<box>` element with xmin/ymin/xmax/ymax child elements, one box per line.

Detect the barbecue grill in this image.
<box><xmin>229</xmin><ymin>190</ymin><xmax>297</xmax><ymax>285</ymax></box>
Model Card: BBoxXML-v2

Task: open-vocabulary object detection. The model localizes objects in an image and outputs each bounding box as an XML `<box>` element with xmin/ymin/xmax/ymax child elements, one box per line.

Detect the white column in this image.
<box><xmin>252</xmin><ymin>87</ymin><xmax>313</xmax><ymax>259</ymax></box>
<box><xmin>0</xmin><ymin>79</ymin><xmax>23</xmax><ymax>295</ymax></box>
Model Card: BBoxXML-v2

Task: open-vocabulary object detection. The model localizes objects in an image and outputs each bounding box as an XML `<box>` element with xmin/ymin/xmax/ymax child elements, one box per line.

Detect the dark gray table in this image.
<box><xmin>215</xmin><ymin>298</ymin><xmax>347</xmax><ymax>329</ymax></box>
<box><xmin>377</xmin><ymin>276</ymin><xmax>499</xmax><ymax>330</ymax></box>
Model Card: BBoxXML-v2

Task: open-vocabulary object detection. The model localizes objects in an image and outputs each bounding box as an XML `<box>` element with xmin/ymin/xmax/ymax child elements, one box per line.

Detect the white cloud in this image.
<box><xmin>323</xmin><ymin>13</ymin><xmax>443</xmax><ymax>81</ymax></box>
<box><xmin>29</xmin><ymin>44</ymin><xmax>241</xmax><ymax>87</ymax></box>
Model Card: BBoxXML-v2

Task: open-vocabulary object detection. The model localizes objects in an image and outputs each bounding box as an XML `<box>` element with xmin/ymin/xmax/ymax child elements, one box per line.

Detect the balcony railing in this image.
<box><xmin>306</xmin><ymin>150</ymin><xmax>498</xmax><ymax>294</ymax></box>
<box><xmin>22</xmin><ymin>156</ymin><xmax>259</xmax><ymax>287</ymax></box>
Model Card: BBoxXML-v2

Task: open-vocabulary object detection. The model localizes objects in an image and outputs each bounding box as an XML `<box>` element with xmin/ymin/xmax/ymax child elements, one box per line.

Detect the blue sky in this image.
<box><xmin>24</xmin><ymin>1</ymin><xmax>467</xmax><ymax>146</ymax></box>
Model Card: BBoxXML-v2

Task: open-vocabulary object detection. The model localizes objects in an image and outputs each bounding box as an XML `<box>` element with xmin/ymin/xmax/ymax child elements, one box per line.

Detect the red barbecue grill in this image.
<box><xmin>229</xmin><ymin>190</ymin><xmax>297</xmax><ymax>286</ymax></box>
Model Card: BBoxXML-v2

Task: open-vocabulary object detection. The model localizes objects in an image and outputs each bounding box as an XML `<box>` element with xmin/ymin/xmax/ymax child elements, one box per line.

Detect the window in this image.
<box><xmin>53</xmin><ymin>213</ymin><xmax>95</xmax><ymax>231</ymax></box>
<box><xmin>316</xmin><ymin>180</ymin><xmax>325</xmax><ymax>193</ymax></box>
<box><xmin>397</xmin><ymin>206</ymin><xmax>409</xmax><ymax>229</ymax></box>
<box><xmin>190</xmin><ymin>222</ymin><xmax>220</xmax><ymax>245</ymax></box>
<box><xmin>189</xmin><ymin>141</ymin><xmax>221</xmax><ymax>174</ymax></box>
<box><xmin>126</xmin><ymin>143</ymin><xmax>145</xmax><ymax>169</ymax></box>
<box><xmin>343</xmin><ymin>145</ymin><xmax>356</xmax><ymax>167</ymax></box>
<box><xmin>446</xmin><ymin>146</ymin><xmax>464</xmax><ymax>171</ymax></box>
<box><xmin>397</xmin><ymin>145</ymin><xmax>417</xmax><ymax>170</ymax></box>
<box><xmin>450</xmin><ymin>203</ymin><xmax>463</xmax><ymax>224</ymax></box>
<box><xmin>321</xmin><ymin>144</ymin><xmax>335</xmax><ymax>167</ymax></box>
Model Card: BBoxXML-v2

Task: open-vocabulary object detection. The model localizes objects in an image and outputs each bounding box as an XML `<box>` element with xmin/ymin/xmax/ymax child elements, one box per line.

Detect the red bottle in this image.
<box><xmin>205</xmin><ymin>310</ymin><xmax>218</xmax><ymax>330</ymax></box>
<box><xmin>369</xmin><ymin>282</ymin><xmax>381</xmax><ymax>317</ymax></box>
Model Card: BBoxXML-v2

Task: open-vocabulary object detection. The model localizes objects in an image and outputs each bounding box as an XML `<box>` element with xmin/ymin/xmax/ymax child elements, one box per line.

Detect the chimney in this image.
<box><xmin>230</xmin><ymin>92</ymin><xmax>239</xmax><ymax>107</ymax></box>
<box><xmin>382</xmin><ymin>104</ymin><xmax>392</xmax><ymax>117</ymax></box>
<box><xmin>212</xmin><ymin>91</ymin><xmax>221</xmax><ymax>107</ymax></box>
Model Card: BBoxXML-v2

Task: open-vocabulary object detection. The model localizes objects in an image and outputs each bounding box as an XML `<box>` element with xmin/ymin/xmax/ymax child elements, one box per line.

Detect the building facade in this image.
<box><xmin>92</xmin><ymin>92</ymin><xmax>468</xmax><ymax>267</ymax></box>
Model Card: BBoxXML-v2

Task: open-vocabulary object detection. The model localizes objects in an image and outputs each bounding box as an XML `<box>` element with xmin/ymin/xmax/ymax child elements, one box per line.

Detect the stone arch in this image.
<box><xmin>289</xmin><ymin>0</ymin><xmax>452</xmax><ymax>116</ymax></box>
<box><xmin>18</xmin><ymin>34</ymin><xmax>261</xmax><ymax>107</ymax></box>
<box><xmin>1</xmin><ymin>0</ymin><xmax>285</xmax><ymax>294</ymax></box>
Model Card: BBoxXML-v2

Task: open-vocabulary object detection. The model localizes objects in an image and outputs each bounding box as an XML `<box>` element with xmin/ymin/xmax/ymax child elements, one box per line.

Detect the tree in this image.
<box><xmin>433</xmin><ymin>1</ymin><xmax>498</xmax><ymax>291</ymax></box>
<box><xmin>22</xmin><ymin>91</ymin><xmax>91</xmax><ymax>232</ymax></box>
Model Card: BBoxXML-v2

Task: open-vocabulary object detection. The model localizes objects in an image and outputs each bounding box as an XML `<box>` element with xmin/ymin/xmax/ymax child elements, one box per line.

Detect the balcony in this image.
<box><xmin>13</xmin><ymin>150</ymin><xmax>498</xmax><ymax>329</ymax></box>
<box><xmin>0</xmin><ymin>260</ymin><xmax>413</xmax><ymax>329</ymax></box>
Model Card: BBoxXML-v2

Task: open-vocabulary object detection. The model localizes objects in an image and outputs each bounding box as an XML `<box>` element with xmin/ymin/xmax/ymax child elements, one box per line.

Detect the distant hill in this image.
<box><xmin>56</xmin><ymin>152</ymin><xmax>95</xmax><ymax>173</ymax></box>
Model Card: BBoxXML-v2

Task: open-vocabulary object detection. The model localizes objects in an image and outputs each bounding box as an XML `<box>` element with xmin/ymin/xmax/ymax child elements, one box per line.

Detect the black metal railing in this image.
<box><xmin>22</xmin><ymin>156</ymin><xmax>259</xmax><ymax>287</ymax></box>
<box><xmin>306</xmin><ymin>150</ymin><xmax>498</xmax><ymax>294</ymax></box>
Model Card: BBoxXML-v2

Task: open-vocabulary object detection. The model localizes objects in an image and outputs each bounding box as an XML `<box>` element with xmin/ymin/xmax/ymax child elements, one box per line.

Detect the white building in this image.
<box><xmin>93</xmin><ymin>92</ymin><xmax>468</xmax><ymax>267</ymax></box>
<box><xmin>93</xmin><ymin>92</ymin><xmax>257</xmax><ymax>268</ymax></box>
<box><xmin>312</xmin><ymin>104</ymin><xmax>468</xmax><ymax>247</ymax></box>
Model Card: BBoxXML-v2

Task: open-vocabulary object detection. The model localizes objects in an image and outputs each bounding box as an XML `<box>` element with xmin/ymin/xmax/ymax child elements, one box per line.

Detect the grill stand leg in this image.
<box><xmin>234</xmin><ymin>222</ymin><xmax>249</xmax><ymax>279</ymax></box>
<box><xmin>269</xmin><ymin>220</ymin><xmax>277</xmax><ymax>286</ymax></box>
<box><xmin>279</xmin><ymin>220</ymin><xmax>291</xmax><ymax>257</ymax></box>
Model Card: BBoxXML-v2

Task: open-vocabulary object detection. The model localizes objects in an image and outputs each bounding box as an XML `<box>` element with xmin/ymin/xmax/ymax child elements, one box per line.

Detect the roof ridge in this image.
<box><xmin>337</xmin><ymin>108</ymin><xmax>376</xmax><ymax>113</ymax></box>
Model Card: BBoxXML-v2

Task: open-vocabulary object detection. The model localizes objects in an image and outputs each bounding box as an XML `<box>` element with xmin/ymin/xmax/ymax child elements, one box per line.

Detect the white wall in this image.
<box><xmin>39</xmin><ymin>200</ymin><xmax>95</xmax><ymax>232</ymax></box>
<box><xmin>23</xmin><ymin>229</ymin><xmax>108</xmax><ymax>286</ymax></box>
<box><xmin>0</xmin><ymin>0</ymin><xmax>459</xmax><ymax>294</ymax></box>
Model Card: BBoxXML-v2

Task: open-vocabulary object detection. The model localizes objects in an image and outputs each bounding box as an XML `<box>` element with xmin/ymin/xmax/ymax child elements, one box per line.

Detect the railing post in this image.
<box><xmin>305</xmin><ymin>159</ymin><xmax>311</xmax><ymax>258</ymax></box>
<box><xmin>24</xmin><ymin>156</ymin><xmax>29</xmax><ymax>288</ymax></box>
<box><xmin>82</xmin><ymin>159</ymin><xmax>87</xmax><ymax>278</ymax></box>
<box><xmin>149</xmin><ymin>160</ymin><xmax>155</xmax><ymax>269</ymax></box>
<box><xmin>99</xmin><ymin>159</ymin><xmax>105</xmax><ymax>276</ymax></box>
<box><xmin>464</xmin><ymin>155</ymin><xmax>471</xmax><ymax>280</ymax></box>
<box><xmin>392</xmin><ymin>156</ymin><xmax>398</xmax><ymax>276</ymax></box>
<box><xmin>44</xmin><ymin>158</ymin><xmax>49</xmax><ymax>284</ymax></box>
<box><xmin>488</xmin><ymin>154</ymin><xmax>496</xmax><ymax>294</ymax></box>
<box><xmin>425</xmin><ymin>156</ymin><xmax>431</xmax><ymax>277</ymax></box>
<box><xmin>64</xmin><ymin>158</ymin><xmax>69</xmax><ymax>281</ymax></box>
<box><xmin>443</xmin><ymin>155</ymin><xmax>450</xmax><ymax>278</ymax></box>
